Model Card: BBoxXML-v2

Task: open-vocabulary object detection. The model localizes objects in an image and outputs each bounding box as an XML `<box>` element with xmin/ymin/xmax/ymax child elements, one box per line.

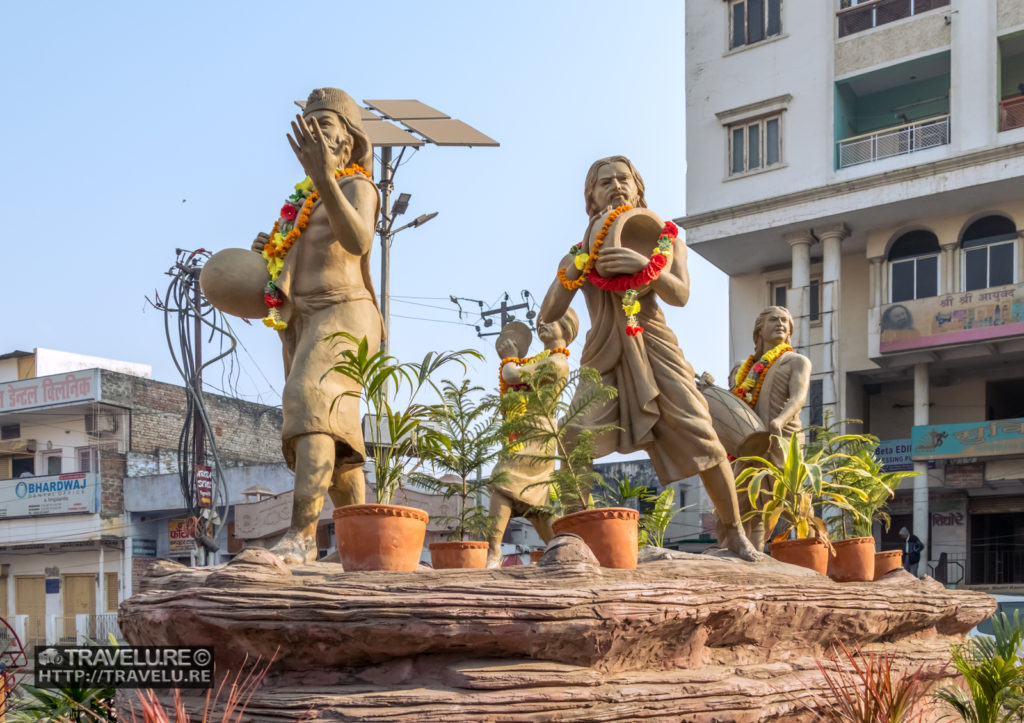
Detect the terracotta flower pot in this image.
<box><xmin>874</xmin><ymin>549</ymin><xmax>904</xmax><ymax>580</ymax></box>
<box><xmin>429</xmin><ymin>541</ymin><xmax>489</xmax><ymax>569</ymax></box>
<box><xmin>529</xmin><ymin>550</ymin><xmax>544</xmax><ymax>564</ymax></box>
<box><xmin>333</xmin><ymin>504</ymin><xmax>428</xmax><ymax>571</ymax></box>
<box><xmin>769</xmin><ymin>537</ymin><xmax>829</xmax><ymax>575</ymax></box>
<box><xmin>551</xmin><ymin>507</ymin><xmax>639</xmax><ymax>569</ymax></box>
<box><xmin>828</xmin><ymin>536</ymin><xmax>876</xmax><ymax>582</ymax></box>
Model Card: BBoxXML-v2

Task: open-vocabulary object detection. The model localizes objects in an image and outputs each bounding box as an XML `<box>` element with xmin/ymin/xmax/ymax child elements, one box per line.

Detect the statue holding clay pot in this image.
<box><xmin>539</xmin><ymin>156</ymin><xmax>759</xmax><ymax>561</ymax></box>
<box><xmin>201</xmin><ymin>87</ymin><xmax>383</xmax><ymax>565</ymax></box>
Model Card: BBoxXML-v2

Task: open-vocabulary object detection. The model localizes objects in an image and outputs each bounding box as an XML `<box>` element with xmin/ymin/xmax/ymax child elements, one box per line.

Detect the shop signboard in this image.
<box><xmin>0</xmin><ymin>472</ymin><xmax>98</xmax><ymax>518</ymax></box>
<box><xmin>912</xmin><ymin>417</ymin><xmax>1024</xmax><ymax>460</ymax></box>
<box><xmin>168</xmin><ymin>519</ymin><xmax>196</xmax><ymax>554</ymax></box>
<box><xmin>0</xmin><ymin>369</ymin><xmax>98</xmax><ymax>412</ymax></box>
<box><xmin>195</xmin><ymin>465</ymin><xmax>213</xmax><ymax>509</ymax></box>
<box><xmin>876</xmin><ymin>438</ymin><xmax>913</xmax><ymax>472</ymax></box>
<box><xmin>944</xmin><ymin>463</ymin><xmax>984</xmax><ymax>488</ymax></box>
<box><xmin>880</xmin><ymin>281</ymin><xmax>1024</xmax><ymax>354</ymax></box>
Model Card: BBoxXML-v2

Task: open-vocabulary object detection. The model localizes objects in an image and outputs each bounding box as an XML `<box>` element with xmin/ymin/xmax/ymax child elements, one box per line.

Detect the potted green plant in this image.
<box><xmin>498</xmin><ymin>363</ymin><xmax>639</xmax><ymax>568</ymax></box>
<box><xmin>808</xmin><ymin>419</ymin><xmax>920</xmax><ymax>582</ymax></box>
<box><xmin>595</xmin><ymin>477</ymin><xmax>687</xmax><ymax>550</ymax></box>
<box><xmin>736</xmin><ymin>432</ymin><xmax>871</xmax><ymax>574</ymax></box>
<box><xmin>410</xmin><ymin>379</ymin><xmax>505</xmax><ymax>569</ymax></box>
<box><xmin>325</xmin><ymin>333</ymin><xmax>481</xmax><ymax>571</ymax></box>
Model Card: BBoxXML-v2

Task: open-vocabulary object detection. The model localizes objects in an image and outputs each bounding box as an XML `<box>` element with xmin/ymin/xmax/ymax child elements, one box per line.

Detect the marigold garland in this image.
<box><xmin>732</xmin><ymin>342</ymin><xmax>793</xmax><ymax>408</ymax></box>
<box><xmin>558</xmin><ymin>205</ymin><xmax>632</xmax><ymax>291</ymax></box>
<box><xmin>558</xmin><ymin>214</ymin><xmax>678</xmax><ymax>336</ymax></box>
<box><xmin>499</xmin><ymin>348</ymin><xmax>570</xmax><ymax>452</ymax></box>
<box><xmin>261</xmin><ymin>164</ymin><xmax>371</xmax><ymax>330</ymax></box>
<box><xmin>498</xmin><ymin>348</ymin><xmax>570</xmax><ymax>396</ymax></box>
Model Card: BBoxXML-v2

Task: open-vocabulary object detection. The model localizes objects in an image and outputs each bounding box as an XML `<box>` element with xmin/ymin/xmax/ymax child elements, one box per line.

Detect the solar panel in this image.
<box><xmin>364</xmin><ymin>100</ymin><xmax>450</xmax><ymax>120</ymax></box>
<box><xmin>399</xmin><ymin>118</ymin><xmax>499</xmax><ymax>147</ymax></box>
<box><xmin>363</xmin><ymin>119</ymin><xmax>426</xmax><ymax>147</ymax></box>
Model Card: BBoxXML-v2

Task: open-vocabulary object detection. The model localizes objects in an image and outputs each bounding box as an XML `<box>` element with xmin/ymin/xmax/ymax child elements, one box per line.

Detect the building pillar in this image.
<box><xmin>940</xmin><ymin>243</ymin><xmax>957</xmax><ymax>295</ymax></box>
<box><xmin>784</xmin><ymin>230</ymin><xmax>814</xmax><ymax>355</ymax></box>
<box><xmin>816</xmin><ymin>224</ymin><xmax>848</xmax><ymax>419</ymax></box>
<box><xmin>868</xmin><ymin>256</ymin><xmax>883</xmax><ymax>309</ymax></box>
<box><xmin>913</xmin><ymin>362</ymin><xmax>930</xmax><ymax>553</ymax></box>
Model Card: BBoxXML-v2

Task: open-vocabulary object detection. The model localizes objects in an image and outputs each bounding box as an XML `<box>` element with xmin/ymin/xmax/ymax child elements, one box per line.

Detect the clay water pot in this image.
<box><xmin>769</xmin><ymin>537</ymin><xmax>829</xmax><ymax>575</ymax></box>
<box><xmin>529</xmin><ymin>550</ymin><xmax>545</xmax><ymax>564</ymax></box>
<box><xmin>429</xmin><ymin>541</ymin><xmax>489</xmax><ymax>569</ymax></box>
<box><xmin>333</xmin><ymin>504</ymin><xmax>427</xmax><ymax>571</ymax></box>
<box><xmin>551</xmin><ymin>507</ymin><xmax>639</xmax><ymax>569</ymax></box>
<box><xmin>828</xmin><ymin>537</ymin><xmax>876</xmax><ymax>582</ymax></box>
<box><xmin>874</xmin><ymin>549</ymin><xmax>905</xmax><ymax>580</ymax></box>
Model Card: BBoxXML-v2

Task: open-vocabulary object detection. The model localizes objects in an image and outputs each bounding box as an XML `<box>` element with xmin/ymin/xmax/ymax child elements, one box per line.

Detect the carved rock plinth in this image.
<box><xmin>118</xmin><ymin>544</ymin><xmax>993</xmax><ymax>721</ymax></box>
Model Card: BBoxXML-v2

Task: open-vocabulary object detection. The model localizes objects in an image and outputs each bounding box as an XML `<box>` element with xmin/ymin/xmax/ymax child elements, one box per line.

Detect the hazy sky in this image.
<box><xmin>1</xmin><ymin>1</ymin><xmax>729</xmax><ymax>424</ymax></box>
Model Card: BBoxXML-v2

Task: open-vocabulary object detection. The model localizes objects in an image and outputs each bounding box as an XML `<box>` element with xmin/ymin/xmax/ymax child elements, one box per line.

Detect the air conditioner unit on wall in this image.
<box><xmin>86</xmin><ymin>412</ymin><xmax>118</xmax><ymax>437</ymax></box>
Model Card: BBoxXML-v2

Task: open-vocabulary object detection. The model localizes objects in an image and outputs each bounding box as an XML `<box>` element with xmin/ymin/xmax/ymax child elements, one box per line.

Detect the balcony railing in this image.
<box><xmin>999</xmin><ymin>96</ymin><xmax>1024</xmax><ymax>132</ymax></box>
<box><xmin>838</xmin><ymin>0</ymin><xmax>950</xmax><ymax>38</ymax></box>
<box><xmin>837</xmin><ymin>114</ymin><xmax>950</xmax><ymax>168</ymax></box>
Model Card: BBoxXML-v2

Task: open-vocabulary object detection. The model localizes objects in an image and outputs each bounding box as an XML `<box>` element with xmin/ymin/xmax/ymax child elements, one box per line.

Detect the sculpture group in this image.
<box><xmin>202</xmin><ymin>87</ymin><xmax>813</xmax><ymax>565</ymax></box>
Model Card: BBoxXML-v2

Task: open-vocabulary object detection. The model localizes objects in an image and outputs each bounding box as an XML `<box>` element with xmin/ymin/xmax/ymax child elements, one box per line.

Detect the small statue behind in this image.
<box><xmin>485</xmin><ymin>312</ymin><xmax>578</xmax><ymax>568</ymax></box>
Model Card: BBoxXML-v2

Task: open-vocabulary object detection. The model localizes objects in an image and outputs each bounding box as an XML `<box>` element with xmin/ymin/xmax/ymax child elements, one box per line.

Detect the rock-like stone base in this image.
<box><xmin>117</xmin><ymin>540</ymin><xmax>992</xmax><ymax>721</ymax></box>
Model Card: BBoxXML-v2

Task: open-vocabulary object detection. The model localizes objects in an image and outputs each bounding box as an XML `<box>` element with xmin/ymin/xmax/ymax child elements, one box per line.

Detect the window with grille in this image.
<box><xmin>888</xmin><ymin>230</ymin><xmax>940</xmax><ymax>302</ymax></box>
<box><xmin>729</xmin><ymin>115</ymin><xmax>782</xmax><ymax>175</ymax></box>
<box><xmin>962</xmin><ymin>216</ymin><xmax>1017</xmax><ymax>291</ymax></box>
<box><xmin>730</xmin><ymin>0</ymin><xmax>782</xmax><ymax>48</ymax></box>
<box><xmin>770</xmin><ymin>278</ymin><xmax>820</xmax><ymax>322</ymax></box>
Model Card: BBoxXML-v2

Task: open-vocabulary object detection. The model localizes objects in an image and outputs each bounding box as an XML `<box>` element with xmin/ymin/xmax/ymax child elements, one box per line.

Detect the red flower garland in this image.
<box><xmin>589</xmin><ymin>252</ymin><xmax>668</xmax><ymax>292</ymax></box>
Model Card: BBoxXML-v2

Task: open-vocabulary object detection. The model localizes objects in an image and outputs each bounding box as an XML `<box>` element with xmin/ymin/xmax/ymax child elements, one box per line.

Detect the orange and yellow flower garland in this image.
<box><xmin>558</xmin><ymin>207</ymin><xmax>678</xmax><ymax>336</ymax></box>
<box><xmin>557</xmin><ymin>205</ymin><xmax>632</xmax><ymax>290</ymax></box>
<box><xmin>499</xmin><ymin>348</ymin><xmax>570</xmax><ymax>452</ymax></box>
<box><xmin>261</xmin><ymin>164</ymin><xmax>370</xmax><ymax>330</ymax></box>
<box><xmin>498</xmin><ymin>348</ymin><xmax>570</xmax><ymax>396</ymax></box>
<box><xmin>732</xmin><ymin>342</ymin><xmax>792</xmax><ymax>408</ymax></box>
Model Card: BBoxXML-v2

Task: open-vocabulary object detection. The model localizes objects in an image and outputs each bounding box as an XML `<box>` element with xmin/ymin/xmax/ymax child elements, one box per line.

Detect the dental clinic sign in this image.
<box><xmin>0</xmin><ymin>472</ymin><xmax>98</xmax><ymax>518</ymax></box>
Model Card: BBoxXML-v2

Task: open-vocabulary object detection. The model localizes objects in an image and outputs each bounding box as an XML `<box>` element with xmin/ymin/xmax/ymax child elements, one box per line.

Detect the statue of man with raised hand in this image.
<box><xmin>249</xmin><ymin>88</ymin><xmax>384</xmax><ymax>565</ymax></box>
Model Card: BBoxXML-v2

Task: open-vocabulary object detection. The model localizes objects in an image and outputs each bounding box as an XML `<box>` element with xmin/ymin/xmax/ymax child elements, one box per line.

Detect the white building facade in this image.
<box><xmin>682</xmin><ymin>0</ymin><xmax>1024</xmax><ymax>586</ymax></box>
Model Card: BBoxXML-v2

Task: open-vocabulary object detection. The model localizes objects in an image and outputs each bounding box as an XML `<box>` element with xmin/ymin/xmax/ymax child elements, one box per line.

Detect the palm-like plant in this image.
<box><xmin>498</xmin><ymin>363</ymin><xmax>617</xmax><ymax>514</ymax></box>
<box><xmin>805</xmin><ymin>417</ymin><xmax>919</xmax><ymax>541</ymax></box>
<box><xmin>325</xmin><ymin>333</ymin><xmax>482</xmax><ymax>506</ymax></box>
<box><xmin>935</xmin><ymin>610</ymin><xmax>1024</xmax><ymax>723</ymax></box>
<box><xmin>595</xmin><ymin>477</ymin><xmax>685</xmax><ymax>548</ymax></box>
<box><xmin>410</xmin><ymin>379</ymin><xmax>505</xmax><ymax>541</ymax></box>
<box><xmin>736</xmin><ymin>433</ymin><xmax>873</xmax><ymax>547</ymax></box>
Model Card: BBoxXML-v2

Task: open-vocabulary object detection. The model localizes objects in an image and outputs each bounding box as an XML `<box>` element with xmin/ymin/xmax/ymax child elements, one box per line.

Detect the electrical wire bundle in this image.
<box><xmin>152</xmin><ymin>248</ymin><xmax>237</xmax><ymax>559</ymax></box>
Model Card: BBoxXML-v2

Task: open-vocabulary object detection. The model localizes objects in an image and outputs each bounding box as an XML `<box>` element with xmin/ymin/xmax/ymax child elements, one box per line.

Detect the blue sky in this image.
<box><xmin>1</xmin><ymin>1</ymin><xmax>729</xmax><ymax>415</ymax></box>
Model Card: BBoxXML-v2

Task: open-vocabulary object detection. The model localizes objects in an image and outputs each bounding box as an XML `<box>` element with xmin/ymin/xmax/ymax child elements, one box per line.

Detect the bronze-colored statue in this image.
<box><xmin>539</xmin><ymin>156</ymin><xmax>758</xmax><ymax>561</ymax></box>
<box><xmin>485</xmin><ymin>312</ymin><xmax>578</xmax><ymax>568</ymax></box>
<box><xmin>247</xmin><ymin>88</ymin><xmax>383</xmax><ymax>564</ymax></box>
<box><xmin>724</xmin><ymin>306</ymin><xmax>811</xmax><ymax>549</ymax></box>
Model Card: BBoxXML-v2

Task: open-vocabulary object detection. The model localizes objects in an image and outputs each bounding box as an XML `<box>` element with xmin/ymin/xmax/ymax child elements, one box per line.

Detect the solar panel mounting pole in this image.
<box><xmin>378</xmin><ymin>146</ymin><xmax>394</xmax><ymax>358</ymax></box>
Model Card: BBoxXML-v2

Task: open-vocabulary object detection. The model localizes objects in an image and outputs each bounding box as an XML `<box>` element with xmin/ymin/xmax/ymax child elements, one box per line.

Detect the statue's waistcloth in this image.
<box><xmin>277</xmin><ymin>288</ymin><xmax>383</xmax><ymax>470</ymax></box>
<box><xmin>578</xmin><ymin>285</ymin><xmax>726</xmax><ymax>482</ymax></box>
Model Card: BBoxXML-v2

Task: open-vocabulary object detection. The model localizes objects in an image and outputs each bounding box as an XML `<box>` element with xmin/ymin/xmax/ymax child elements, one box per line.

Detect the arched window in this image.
<box><xmin>962</xmin><ymin>216</ymin><xmax>1017</xmax><ymax>291</ymax></box>
<box><xmin>888</xmin><ymin>230</ymin><xmax>939</xmax><ymax>302</ymax></box>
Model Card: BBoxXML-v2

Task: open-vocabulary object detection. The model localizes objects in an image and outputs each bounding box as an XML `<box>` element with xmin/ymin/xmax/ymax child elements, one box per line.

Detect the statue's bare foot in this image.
<box><xmin>269</xmin><ymin>530</ymin><xmax>318</xmax><ymax>565</ymax></box>
<box><xmin>721</xmin><ymin>524</ymin><xmax>762</xmax><ymax>562</ymax></box>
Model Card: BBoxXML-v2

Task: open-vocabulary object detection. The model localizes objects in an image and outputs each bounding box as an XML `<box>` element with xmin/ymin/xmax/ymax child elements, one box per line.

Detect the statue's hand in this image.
<box><xmin>251</xmin><ymin>232</ymin><xmax>270</xmax><ymax>254</ymax></box>
<box><xmin>595</xmin><ymin>247</ymin><xmax>648</xmax><ymax>276</ymax></box>
<box><xmin>768</xmin><ymin>419</ymin><xmax>784</xmax><ymax>439</ymax></box>
<box><xmin>288</xmin><ymin>114</ymin><xmax>338</xmax><ymax>184</ymax></box>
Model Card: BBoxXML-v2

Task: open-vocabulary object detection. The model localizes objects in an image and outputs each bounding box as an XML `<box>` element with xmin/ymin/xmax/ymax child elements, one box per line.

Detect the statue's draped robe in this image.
<box><xmin>274</xmin><ymin>174</ymin><xmax>384</xmax><ymax>470</ymax></box>
<box><xmin>576</xmin><ymin>281</ymin><xmax>726</xmax><ymax>483</ymax></box>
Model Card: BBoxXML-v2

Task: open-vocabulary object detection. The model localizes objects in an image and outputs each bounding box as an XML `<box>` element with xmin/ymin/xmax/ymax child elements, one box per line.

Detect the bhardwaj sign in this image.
<box><xmin>0</xmin><ymin>472</ymin><xmax>98</xmax><ymax>518</ymax></box>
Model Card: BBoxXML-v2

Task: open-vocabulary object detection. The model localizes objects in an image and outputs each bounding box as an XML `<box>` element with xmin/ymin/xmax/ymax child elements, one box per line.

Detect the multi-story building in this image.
<box><xmin>682</xmin><ymin>0</ymin><xmax>1024</xmax><ymax>586</ymax></box>
<box><xmin>0</xmin><ymin>348</ymin><xmax>283</xmax><ymax>647</ymax></box>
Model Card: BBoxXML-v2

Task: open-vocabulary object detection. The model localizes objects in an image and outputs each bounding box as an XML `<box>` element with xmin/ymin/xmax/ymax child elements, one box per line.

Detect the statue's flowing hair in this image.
<box><xmin>753</xmin><ymin>306</ymin><xmax>794</xmax><ymax>357</ymax></box>
<box><xmin>583</xmin><ymin>156</ymin><xmax>647</xmax><ymax>217</ymax></box>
